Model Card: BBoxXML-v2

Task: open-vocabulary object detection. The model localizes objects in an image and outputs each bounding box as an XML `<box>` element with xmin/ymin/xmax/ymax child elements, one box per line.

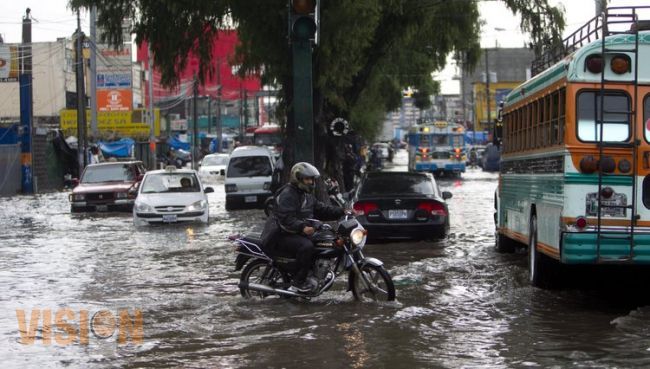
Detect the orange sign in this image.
<box><xmin>97</xmin><ymin>89</ymin><xmax>132</xmax><ymax>112</ymax></box>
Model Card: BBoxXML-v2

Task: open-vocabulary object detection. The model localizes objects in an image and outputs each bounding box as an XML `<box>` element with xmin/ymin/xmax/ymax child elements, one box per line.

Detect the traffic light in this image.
<box><xmin>290</xmin><ymin>0</ymin><xmax>319</xmax><ymax>44</ymax></box>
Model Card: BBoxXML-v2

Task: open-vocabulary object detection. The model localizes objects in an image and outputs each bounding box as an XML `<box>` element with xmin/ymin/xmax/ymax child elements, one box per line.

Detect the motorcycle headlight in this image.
<box><xmin>135</xmin><ymin>202</ymin><xmax>155</xmax><ymax>213</ymax></box>
<box><xmin>350</xmin><ymin>227</ymin><xmax>368</xmax><ymax>248</ymax></box>
<box><xmin>185</xmin><ymin>199</ymin><xmax>208</xmax><ymax>212</ymax></box>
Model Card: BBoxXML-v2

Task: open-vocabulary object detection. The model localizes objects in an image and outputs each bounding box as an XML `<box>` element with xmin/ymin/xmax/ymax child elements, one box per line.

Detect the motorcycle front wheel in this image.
<box><xmin>350</xmin><ymin>264</ymin><xmax>395</xmax><ymax>302</ymax></box>
<box><xmin>239</xmin><ymin>259</ymin><xmax>284</xmax><ymax>299</ymax></box>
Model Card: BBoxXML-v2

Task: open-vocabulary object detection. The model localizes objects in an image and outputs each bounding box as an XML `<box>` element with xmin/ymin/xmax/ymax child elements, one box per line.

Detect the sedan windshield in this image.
<box><xmin>202</xmin><ymin>155</ymin><xmax>228</xmax><ymax>166</ymax></box>
<box><xmin>141</xmin><ymin>173</ymin><xmax>200</xmax><ymax>193</ymax></box>
<box><xmin>361</xmin><ymin>175</ymin><xmax>435</xmax><ymax>196</ymax></box>
<box><xmin>81</xmin><ymin>164</ymin><xmax>134</xmax><ymax>183</ymax></box>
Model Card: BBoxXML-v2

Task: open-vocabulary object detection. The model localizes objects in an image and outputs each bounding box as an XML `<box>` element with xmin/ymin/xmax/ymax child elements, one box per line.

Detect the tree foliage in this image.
<box><xmin>71</xmin><ymin>0</ymin><xmax>565</xmax><ymax>163</ymax></box>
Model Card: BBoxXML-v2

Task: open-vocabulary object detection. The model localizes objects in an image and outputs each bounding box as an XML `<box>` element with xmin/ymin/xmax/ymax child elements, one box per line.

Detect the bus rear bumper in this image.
<box><xmin>562</xmin><ymin>232</ymin><xmax>650</xmax><ymax>264</ymax></box>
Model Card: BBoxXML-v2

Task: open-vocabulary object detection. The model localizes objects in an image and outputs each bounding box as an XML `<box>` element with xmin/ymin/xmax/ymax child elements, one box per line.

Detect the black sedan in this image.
<box><xmin>351</xmin><ymin>172</ymin><xmax>452</xmax><ymax>241</ymax></box>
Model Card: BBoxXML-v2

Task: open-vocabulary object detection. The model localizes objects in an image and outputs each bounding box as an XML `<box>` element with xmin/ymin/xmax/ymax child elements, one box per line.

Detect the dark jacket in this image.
<box><xmin>260</xmin><ymin>183</ymin><xmax>344</xmax><ymax>251</ymax></box>
<box><xmin>274</xmin><ymin>183</ymin><xmax>344</xmax><ymax>233</ymax></box>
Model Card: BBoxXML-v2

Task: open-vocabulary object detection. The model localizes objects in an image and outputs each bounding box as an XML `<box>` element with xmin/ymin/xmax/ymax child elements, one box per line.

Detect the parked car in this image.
<box><xmin>198</xmin><ymin>153</ymin><xmax>229</xmax><ymax>180</ymax></box>
<box><xmin>133</xmin><ymin>167</ymin><xmax>214</xmax><ymax>226</ymax></box>
<box><xmin>481</xmin><ymin>143</ymin><xmax>501</xmax><ymax>172</ymax></box>
<box><xmin>69</xmin><ymin>161</ymin><xmax>146</xmax><ymax>213</ymax></box>
<box><xmin>350</xmin><ymin>171</ymin><xmax>452</xmax><ymax>241</ymax></box>
<box><xmin>372</xmin><ymin>142</ymin><xmax>394</xmax><ymax>161</ymax></box>
<box><xmin>224</xmin><ymin>146</ymin><xmax>274</xmax><ymax>210</ymax></box>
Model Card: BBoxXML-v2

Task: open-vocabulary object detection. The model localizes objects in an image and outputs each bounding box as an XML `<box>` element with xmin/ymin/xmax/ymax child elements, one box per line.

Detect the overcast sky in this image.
<box><xmin>1</xmin><ymin>0</ymin><xmax>644</xmax><ymax>93</ymax></box>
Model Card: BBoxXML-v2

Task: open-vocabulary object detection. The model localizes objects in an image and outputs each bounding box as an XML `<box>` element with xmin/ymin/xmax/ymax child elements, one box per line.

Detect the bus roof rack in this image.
<box><xmin>531</xmin><ymin>6</ymin><xmax>650</xmax><ymax>76</ymax></box>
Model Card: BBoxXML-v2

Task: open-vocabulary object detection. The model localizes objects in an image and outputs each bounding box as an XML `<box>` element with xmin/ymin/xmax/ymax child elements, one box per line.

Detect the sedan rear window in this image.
<box><xmin>361</xmin><ymin>175</ymin><xmax>435</xmax><ymax>196</ymax></box>
<box><xmin>227</xmin><ymin>156</ymin><xmax>272</xmax><ymax>178</ymax></box>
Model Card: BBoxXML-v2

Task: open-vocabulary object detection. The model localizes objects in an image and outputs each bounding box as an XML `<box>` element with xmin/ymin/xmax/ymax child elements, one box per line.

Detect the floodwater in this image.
<box><xmin>2</xmin><ymin>151</ymin><xmax>650</xmax><ymax>368</ymax></box>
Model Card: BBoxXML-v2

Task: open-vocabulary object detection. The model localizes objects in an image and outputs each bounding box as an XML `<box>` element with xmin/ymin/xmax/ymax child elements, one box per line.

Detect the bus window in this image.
<box><xmin>577</xmin><ymin>91</ymin><xmax>630</xmax><ymax>142</ymax></box>
<box><xmin>420</xmin><ymin>134</ymin><xmax>431</xmax><ymax>146</ymax></box>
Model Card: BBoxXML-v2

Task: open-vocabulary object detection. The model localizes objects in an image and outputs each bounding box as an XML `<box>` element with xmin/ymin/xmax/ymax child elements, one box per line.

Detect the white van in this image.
<box><xmin>224</xmin><ymin>146</ymin><xmax>274</xmax><ymax>210</ymax></box>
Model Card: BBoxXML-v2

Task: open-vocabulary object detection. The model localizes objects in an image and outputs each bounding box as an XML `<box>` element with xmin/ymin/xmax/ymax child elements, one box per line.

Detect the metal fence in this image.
<box><xmin>0</xmin><ymin>144</ymin><xmax>21</xmax><ymax>196</ymax></box>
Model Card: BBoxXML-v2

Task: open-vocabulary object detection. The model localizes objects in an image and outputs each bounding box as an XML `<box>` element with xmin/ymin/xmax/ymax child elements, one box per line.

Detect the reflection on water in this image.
<box><xmin>1</xmin><ymin>157</ymin><xmax>650</xmax><ymax>367</ymax></box>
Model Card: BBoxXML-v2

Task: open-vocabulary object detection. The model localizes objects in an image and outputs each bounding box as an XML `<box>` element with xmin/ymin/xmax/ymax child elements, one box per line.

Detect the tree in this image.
<box><xmin>71</xmin><ymin>0</ymin><xmax>565</xmax><ymax>180</ymax></box>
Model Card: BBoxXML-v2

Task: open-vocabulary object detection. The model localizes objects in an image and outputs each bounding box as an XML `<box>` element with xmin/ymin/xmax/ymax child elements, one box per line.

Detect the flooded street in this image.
<box><xmin>3</xmin><ymin>151</ymin><xmax>650</xmax><ymax>368</ymax></box>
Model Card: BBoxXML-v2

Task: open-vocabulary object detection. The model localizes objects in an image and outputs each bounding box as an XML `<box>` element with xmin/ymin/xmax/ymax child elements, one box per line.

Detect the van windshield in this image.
<box><xmin>227</xmin><ymin>156</ymin><xmax>272</xmax><ymax>177</ymax></box>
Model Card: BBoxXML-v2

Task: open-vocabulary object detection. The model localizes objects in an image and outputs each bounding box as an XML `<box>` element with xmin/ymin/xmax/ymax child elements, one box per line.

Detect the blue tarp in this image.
<box><xmin>98</xmin><ymin>138</ymin><xmax>134</xmax><ymax>158</ymax></box>
<box><xmin>168</xmin><ymin>136</ymin><xmax>191</xmax><ymax>151</ymax></box>
<box><xmin>464</xmin><ymin>131</ymin><xmax>488</xmax><ymax>145</ymax></box>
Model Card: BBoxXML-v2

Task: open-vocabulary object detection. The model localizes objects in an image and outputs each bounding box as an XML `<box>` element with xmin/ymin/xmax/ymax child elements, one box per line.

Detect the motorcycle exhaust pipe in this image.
<box><xmin>240</xmin><ymin>282</ymin><xmax>303</xmax><ymax>298</ymax></box>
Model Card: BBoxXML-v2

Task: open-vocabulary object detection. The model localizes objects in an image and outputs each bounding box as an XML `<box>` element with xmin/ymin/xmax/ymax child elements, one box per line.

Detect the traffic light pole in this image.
<box><xmin>291</xmin><ymin>39</ymin><xmax>314</xmax><ymax>164</ymax></box>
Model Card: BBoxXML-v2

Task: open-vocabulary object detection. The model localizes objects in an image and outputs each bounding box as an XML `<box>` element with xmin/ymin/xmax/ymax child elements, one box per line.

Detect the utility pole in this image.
<box><xmin>216</xmin><ymin>60</ymin><xmax>222</xmax><ymax>153</ymax></box>
<box><xmin>243</xmin><ymin>89</ymin><xmax>248</xmax><ymax>128</ymax></box>
<box><xmin>148</xmin><ymin>45</ymin><xmax>155</xmax><ymax>169</ymax></box>
<box><xmin>192</xmin><ymin>74</ymin><xmax>198</xmax><ymax>170</ymax></box>
<box><xmin>19</xmin><ymin>8</ymin><xmax>34</xmax><ymax>193</ymax></box>
<box><xmin>207</xmin><ymin>95</ymin><xmax>211</xmax><ymax>134</ymax></box>
<box><xmin>485</xmin><ymin>48</ymin><xmax>490</xmax><ymax>134</ymax></box>
<box><xmin>75</xmin><ymin>9</ymin><xmax>87</xmax><ymax>173</ymax></box>
<box><xmin>239</xmin><ymin>82</ymin><xmax>244</xmax><ymax>141</ymax></box>
<box><xmin>89</xmin><ymin>5</ymin><xmax>98</xmax><ymax>137</ymax></box>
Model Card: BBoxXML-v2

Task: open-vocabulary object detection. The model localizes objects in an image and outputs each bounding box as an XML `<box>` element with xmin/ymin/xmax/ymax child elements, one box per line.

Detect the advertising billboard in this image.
<box><xmin>97</xmin><ymin>89</ymin><xmax>133</xmax><ymax>112</ymax></box>
<box><xmin>60</xmin><ymin>109</ymin><xmax>160</xmax><ymax>137</ymax></box>
<box><xmin>0</xmin><ymin>45</ymin><xmax>19</xmax><ymax>82</ymax></box>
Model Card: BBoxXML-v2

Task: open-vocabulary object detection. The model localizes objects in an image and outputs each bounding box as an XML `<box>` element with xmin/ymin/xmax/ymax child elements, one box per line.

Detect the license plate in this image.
<box><xmin>244</xmin><ymin>195</ymin><xmax>257</xmax><ymax>203</ymax></box>
<box><xmin>162</xmin><ymin>214</ymin><xmax>178</xmax><ymax>223</ymax></box>
<box><xmin>586</xmin><ymin>193</ymin><xmax>626</xmax><ymax>217</ymax></box>
<box><xmin>96</xmin><ymin>205</ymin><xmax>108</xmax><ymax>212</ymax></box>
<box><xmin>388</xmin><ymin>209</ymin><xmax>408</xmax><ymax>219</ymax></box>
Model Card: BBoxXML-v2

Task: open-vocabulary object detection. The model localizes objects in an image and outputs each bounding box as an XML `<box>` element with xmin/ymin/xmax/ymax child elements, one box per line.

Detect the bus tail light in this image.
<box><xmin>454</xmin><ymin>148</ymin><xmax>461</xmax><ymax>160</ymax></box>
<box><xmin>618</xmin><ymin>159</ymin><xmax>631</xmax><ymax>173</ymax></box>
<box><xmin>611</xmin><ymin>54</ymin><xmax>630</xmax><ymax>74</ymax></box>
<box><xmin>580</xmin><ymin>155</ymin><xmax>598</xmax><ymax>174</ymax></box>
<box><xmin>599</xmin><ymin>156</ymin><xmax>616</xmax><ymax>173</ymax></box>
<box><xmin>576</xmin><ymin>216</ymin><xmax>588</xmax><ymax>229</ymax></box>
<box><xmin>585</xmin><ymin>54</ymin><xmax>604</xmax><ymax>73</ymax></box>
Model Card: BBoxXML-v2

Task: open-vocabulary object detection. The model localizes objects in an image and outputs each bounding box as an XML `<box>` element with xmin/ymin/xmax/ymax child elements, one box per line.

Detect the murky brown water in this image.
<box><xmin>2</xmin><ymin>151</ymin><xmax>650</xmax><ymax>368</ymax></box>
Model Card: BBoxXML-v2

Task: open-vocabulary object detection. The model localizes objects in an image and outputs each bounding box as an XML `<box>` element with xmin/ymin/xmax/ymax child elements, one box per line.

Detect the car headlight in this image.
<box><xmin>350</xmin><ymin>227</ymin><xmax>368</xmax><ymax>248</ymax></box>
<box><xmin>135</xmin><ymin>202</ymin><xmax>155</xmax><ymax>213</ymax></box>
<box><xmin>70</xmin><ymin>194</ymin><xmax>85</xmax><ymax>201</ymax></box>
<box><xmin>116</xmin><ymin>192</ymin><xmax>128</xmax><ymax>199</ymax></box>
<box><xmin>185</xmin><ymin>199</ymin><xmax>207</xmax><ymax>212</ymax></box>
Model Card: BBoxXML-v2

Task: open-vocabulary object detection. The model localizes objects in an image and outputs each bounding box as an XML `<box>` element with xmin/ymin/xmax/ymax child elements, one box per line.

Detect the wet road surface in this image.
<box><xmin>3</xmin><ymin>151</ymin><xmax>650</xmax><ymax>368</ymax></box>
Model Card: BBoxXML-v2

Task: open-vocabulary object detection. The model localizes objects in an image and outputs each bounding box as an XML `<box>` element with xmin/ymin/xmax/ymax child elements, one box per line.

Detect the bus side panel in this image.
<box><xmin>500</xmin><ymin>172</ymin><xmax>564</xmax><ymax>254</ymax></box>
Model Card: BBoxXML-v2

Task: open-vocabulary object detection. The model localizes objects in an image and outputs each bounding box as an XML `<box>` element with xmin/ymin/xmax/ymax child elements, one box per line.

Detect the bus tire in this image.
<box><xmin>495</xmin><ymin>232</ymin><xmax>516</xmax><ymax>253</ymax></box>
<box><xmin>528</xmin><ymin>215</ymin><xmax>559</xmax><ymax>288</ymax></box>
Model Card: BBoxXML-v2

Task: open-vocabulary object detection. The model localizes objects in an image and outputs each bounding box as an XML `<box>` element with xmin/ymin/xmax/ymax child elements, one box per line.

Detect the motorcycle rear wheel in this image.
<box><xmin>350</xmin><ymin>264</ymin><xmax>395</xmax><ymax>302</ymax></box>
<box><xmin>240</xmin><ymin>259</ymin><xmax>284</xmax><ymax>299</ymax></box>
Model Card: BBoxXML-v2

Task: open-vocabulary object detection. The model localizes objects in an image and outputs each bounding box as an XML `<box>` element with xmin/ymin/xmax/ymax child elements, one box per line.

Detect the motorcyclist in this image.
<box><xmin>271</xmin><ymin>162</ymin><xmax>345</xmax><ymax>293</ymax></box>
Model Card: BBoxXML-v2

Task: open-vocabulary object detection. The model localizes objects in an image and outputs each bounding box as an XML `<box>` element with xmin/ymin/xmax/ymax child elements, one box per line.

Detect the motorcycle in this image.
<box><xmin>230</xmin><ymin>216</ymin><xmax>396</xmax><ymax>301</ymax></box>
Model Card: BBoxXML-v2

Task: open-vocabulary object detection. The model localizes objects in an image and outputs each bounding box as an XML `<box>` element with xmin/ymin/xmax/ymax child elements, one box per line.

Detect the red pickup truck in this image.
<box><xmin>69</xmin><ymin>161</ymin><xmax>146</xmax><ymax>212</ymax></box>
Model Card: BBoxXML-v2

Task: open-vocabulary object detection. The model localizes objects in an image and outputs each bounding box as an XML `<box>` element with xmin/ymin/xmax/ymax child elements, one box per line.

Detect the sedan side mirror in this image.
<box><xmin>204</xmin><ymin>187</ymin><xmax>215</xmax><ymax>194</ymax></box>
<box><xmin>442</xmin><ymin>191</ymin><xmax>453</xmax><ymax>200</ymax></box>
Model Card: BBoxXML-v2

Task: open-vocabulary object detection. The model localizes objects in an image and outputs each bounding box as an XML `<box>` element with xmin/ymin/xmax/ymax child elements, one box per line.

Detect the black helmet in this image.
<box><xmin>290</xmin><ymin>162</ymin><xmax>320</xmax><ymax>193</ymax></box>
